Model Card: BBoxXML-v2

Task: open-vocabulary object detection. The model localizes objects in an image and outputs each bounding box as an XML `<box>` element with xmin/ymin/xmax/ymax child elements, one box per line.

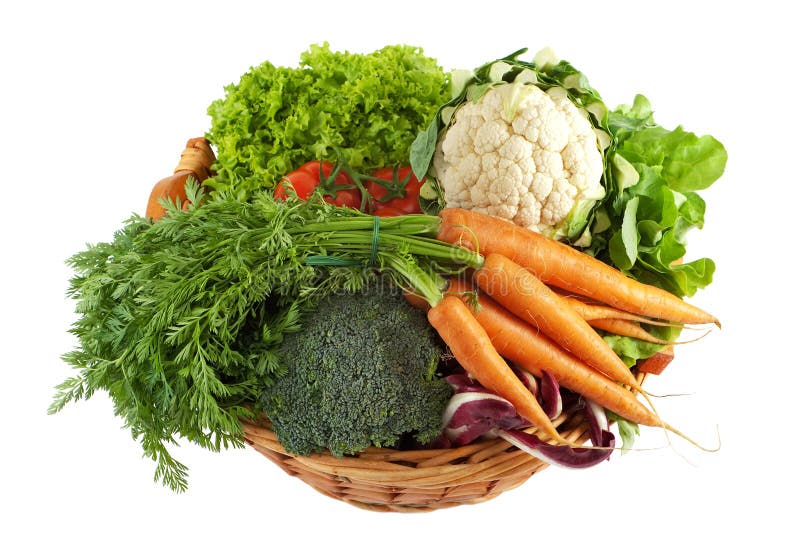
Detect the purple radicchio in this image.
<box><xmin>514</xmin><ymin>367</ymin><xmax>563</xmax><ymax>420</ymax></box>
<box><xmin>438</xmin><ymin>373</ymin><xmax>615</xmax><ymax>468</ymax></box>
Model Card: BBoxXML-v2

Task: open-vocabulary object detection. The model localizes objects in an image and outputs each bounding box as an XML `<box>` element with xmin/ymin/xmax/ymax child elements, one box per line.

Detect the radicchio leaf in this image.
<box><xmin>498</xmin><ymin>428</ymin><xmax>615</xmax><ymax>469</ymax></box>
<box><xmin>513</xmin><ymin>367</ymin><xmax>539</xmax><ymax>397</ymax></box>
<box><xmin>442</xmin><ymin>391</ymin><xmax>526</xmax><ymax>446</ymax></box>
<box><xmin>444</xmin><ymin>373</ymin><xmax>485</xmax><ymax>393</ymax></box>
<box><xmin>539</xmin><ymin>370</ymin><xmax>563</xmax><ymax>420</ymax></box>
<box><xmin>438</xmin><ymin>373</ymin><xmax>616</xmax><ymax>469</ymax></box>
<box><xmin>583</xmin><ymin>398</ymin><xmax>610</xmax><ymax>447</ymax></box>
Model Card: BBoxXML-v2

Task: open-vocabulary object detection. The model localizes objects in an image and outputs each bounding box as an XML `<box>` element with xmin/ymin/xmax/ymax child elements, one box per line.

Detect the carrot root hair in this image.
<box><xmin>633</xmin><ymin>384</ymin><xmax>721</xmax><ymax>457</ymax></box>
<box><xmin>661</xmin><ymin>422</ymin><xmax>722</xmax><ymax>454</ymax></box>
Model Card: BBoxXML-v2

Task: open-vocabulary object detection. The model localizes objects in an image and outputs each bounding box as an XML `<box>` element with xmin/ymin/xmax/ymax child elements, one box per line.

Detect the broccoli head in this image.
<box><xmin>259</xmin><ymin>280</ymin><xmax>452</xmax><ymax>457</ymax></box>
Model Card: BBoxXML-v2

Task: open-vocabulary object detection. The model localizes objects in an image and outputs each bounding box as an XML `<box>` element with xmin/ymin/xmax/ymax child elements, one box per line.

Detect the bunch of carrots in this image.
<box><xmin>145</xmin><ymin>140</ymin><xmax>718</xmax><ymax>453</ymax></box>
<box><xmin>413</xmin><ymin>208</ymin><xmax>719</xmax><ymax>449</ymax></box>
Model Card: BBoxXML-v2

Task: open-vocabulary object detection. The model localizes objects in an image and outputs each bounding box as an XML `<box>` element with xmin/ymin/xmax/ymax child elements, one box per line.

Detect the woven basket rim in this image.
<box><xmin>240</xmin><ymin>410</ymin><xmax>591</xmax><ymax>511</ymax></box>
<box><xmin>240</xmin><ymin>372</ymin><xmax>647</xmax><ymax>512</ymax></box>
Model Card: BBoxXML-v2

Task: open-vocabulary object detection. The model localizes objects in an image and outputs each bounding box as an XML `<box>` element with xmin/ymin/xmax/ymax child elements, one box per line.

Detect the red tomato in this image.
<box><xmin>386</xmin><ymin>190</ymin><xmax>423</xmax><ymax>214</ymax></box>
<box><xmin>273</xmin><ymin>170</ymin><xmax>318</xmax><ymax>200</ymax></box>
<box><xmin>274</xmin><ymin>160</ymin><xmax>362</xmax><ymax>210</ymax></box>
<box><xmin>365</xmin><ymin>166</ymin><xmax>424</xmax><ymax>214</ymax></box>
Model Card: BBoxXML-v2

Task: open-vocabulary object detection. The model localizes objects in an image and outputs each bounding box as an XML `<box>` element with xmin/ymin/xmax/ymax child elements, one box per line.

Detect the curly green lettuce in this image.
<box><xmin>205</xmin><ymin>43</ymin><xmax>450</xmax><ymax>199</ymax></box>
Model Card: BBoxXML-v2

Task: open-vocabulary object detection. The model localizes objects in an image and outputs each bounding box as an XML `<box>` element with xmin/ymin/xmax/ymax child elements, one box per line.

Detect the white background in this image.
<box><xmin>2</xmin><ymin>1</ymin><xmax>796</xmax><ymax>532</ymax></box>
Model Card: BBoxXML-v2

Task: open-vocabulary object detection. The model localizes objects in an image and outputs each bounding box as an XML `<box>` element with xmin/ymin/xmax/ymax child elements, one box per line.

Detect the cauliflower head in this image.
<box><xmin>433</xmin><ymin>82</ymin><xmax>605</xmax><ymax>238</ymax></box>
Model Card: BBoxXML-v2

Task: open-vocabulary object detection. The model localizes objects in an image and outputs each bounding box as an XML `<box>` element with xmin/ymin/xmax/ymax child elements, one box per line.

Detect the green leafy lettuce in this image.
<box><xmin>591</xmin><ymin>93</ymin><xmax>727</xmax><ymax>299</ymax></box>
<box><xmin>205</xmin><ymin>43</ymin><xmax>450</xmax><ymax>199</ymax></box>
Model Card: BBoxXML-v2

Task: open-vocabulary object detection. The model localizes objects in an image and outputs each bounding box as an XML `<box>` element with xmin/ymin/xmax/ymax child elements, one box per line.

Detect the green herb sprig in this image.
<box><xmin>50</xmin><ymin>180</ymin><xmax>480</xmax><ymax>491</ymax></box>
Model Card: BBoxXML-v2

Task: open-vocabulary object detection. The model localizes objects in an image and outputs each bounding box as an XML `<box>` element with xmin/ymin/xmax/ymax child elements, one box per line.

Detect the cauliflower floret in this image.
<box><xmin>435</xmin><ymin>82</ymin><xmax>604</xmax><ymax>238</ymax></box>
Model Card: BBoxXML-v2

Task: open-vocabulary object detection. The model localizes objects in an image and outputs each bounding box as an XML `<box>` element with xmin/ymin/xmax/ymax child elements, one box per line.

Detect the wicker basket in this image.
<box><xmin>241</xmin><ymin>415</ymin><xmax>577</xmax><ymax>512</ymax></box>
<box><xmin>163</xmin><ymin>137</ymin><xmax>656</xmax><ymax>513</ymax></box>
<box><xmin>240</xmin><ymin>373</ymin><xmax>646</xmax><ymax>513</ymax></box>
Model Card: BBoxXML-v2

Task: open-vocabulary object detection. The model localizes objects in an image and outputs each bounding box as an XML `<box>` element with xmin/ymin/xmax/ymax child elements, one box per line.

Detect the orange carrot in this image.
<box><xmin>560</xmin><ymin>293</ymin><xmax>681</xmax><ymax>327</ymax></box>
<box><xmin>446</xmin><ymin>279</ymin><xmax>662</xmax><ymax>427</ymax></box>
<box><xmin>426</xmin><ymin>295</ymin><xmax>569</xmax><ymax>444</ymax></box>
<box><xmin>437</xmin><ymin>208</ymin><xmax>719</xmax><ymax>326</ymax></box>
<box><xmin>473</xmin><ymin>253</ymin><xmax>640</xmax><ymax>391</ymax></box>
<box><xmin>588</xmin><ymin>318</ymin><xmax>672</xmax><ymax>345</ymax></box>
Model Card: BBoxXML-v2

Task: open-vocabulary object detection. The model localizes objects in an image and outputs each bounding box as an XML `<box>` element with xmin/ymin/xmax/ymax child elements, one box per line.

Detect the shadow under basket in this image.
<box><xmin>240</xmin><ymin>380</ymin><xmax>637</xmax><ymax>514</ymax></box>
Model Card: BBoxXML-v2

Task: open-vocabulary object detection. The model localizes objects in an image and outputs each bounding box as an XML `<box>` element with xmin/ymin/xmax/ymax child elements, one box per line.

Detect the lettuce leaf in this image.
<box><xmin>589</xmin><ymin>94</ymin><xmax>727</xmax><ymax>297</ymax></box>
<box><xmin>205</xmin><ymin>43</ymin><xmax>450</xmax><ymax>199</ymax></box>
<box><xmin>607</xmin><ymin>412</ymin><xmax>640</xmax><ymax>452</ymax></box>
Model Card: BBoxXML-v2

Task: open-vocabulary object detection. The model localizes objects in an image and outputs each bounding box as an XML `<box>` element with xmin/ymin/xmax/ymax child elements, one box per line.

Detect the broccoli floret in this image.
<box><xmin>259</xmin><ymin>281</ymin><xmax>452</xmax><ymax>457</ymax></box>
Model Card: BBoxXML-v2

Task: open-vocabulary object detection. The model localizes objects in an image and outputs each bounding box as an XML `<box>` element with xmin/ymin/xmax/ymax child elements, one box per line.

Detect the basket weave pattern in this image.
<box><xmin>241</xmin><ymin>371</ymin><xmax>647</xmax><ymax>512</ymax></box>
<box><xmin>241</xmin><ymin>411</ymin><xmax>591</xmax><ymax>512</ymax></box>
